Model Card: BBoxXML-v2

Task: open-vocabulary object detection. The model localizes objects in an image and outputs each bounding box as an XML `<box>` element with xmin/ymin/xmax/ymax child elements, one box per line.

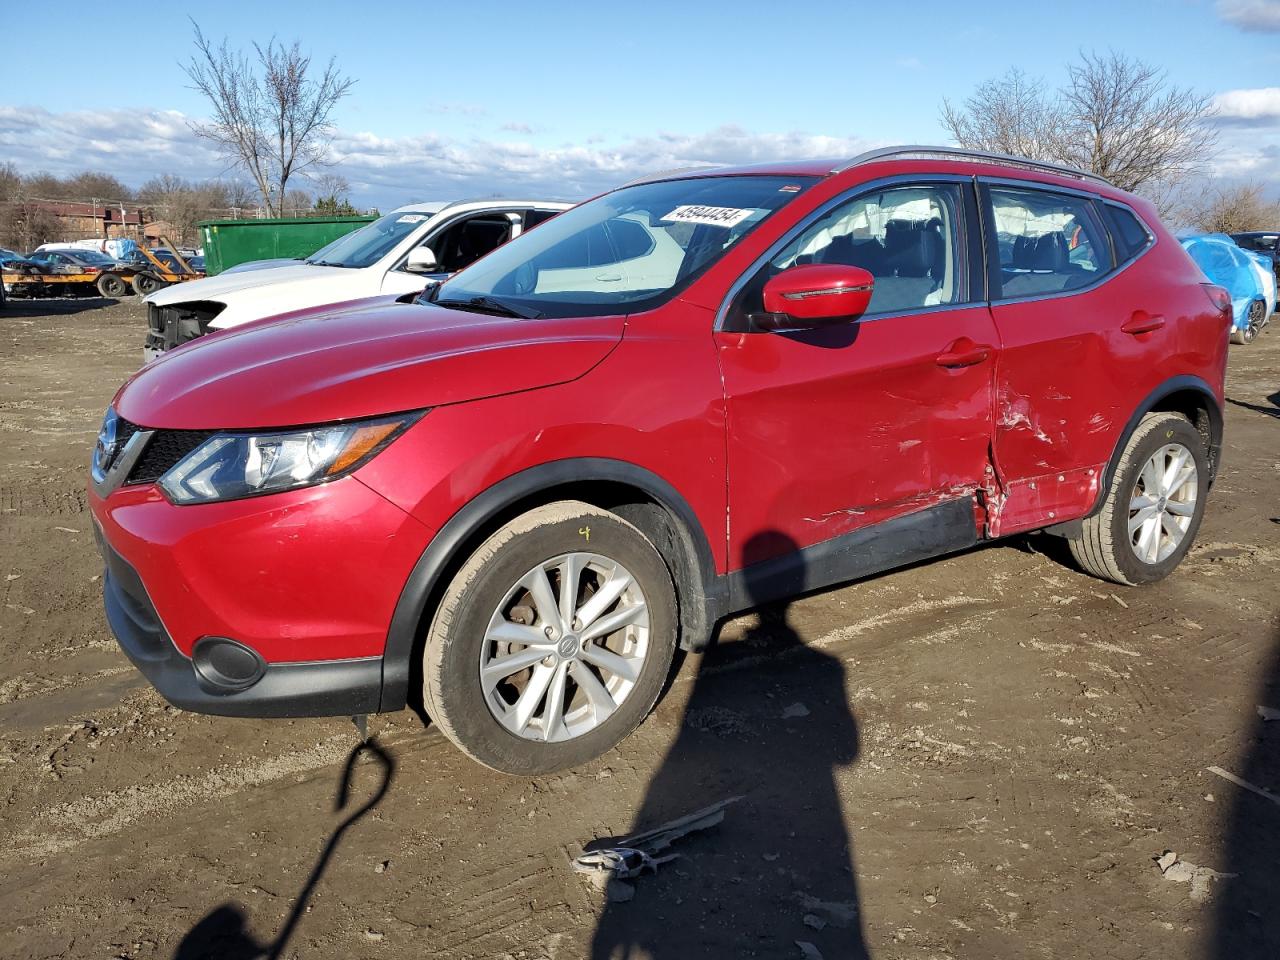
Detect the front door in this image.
<box><xmin>715</xmin><ymin>180</ymin><xmax>999</xmax><ymax>571</ymax></box>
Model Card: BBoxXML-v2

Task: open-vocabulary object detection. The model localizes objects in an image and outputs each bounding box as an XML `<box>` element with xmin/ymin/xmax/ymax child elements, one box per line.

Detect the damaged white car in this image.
<box><xmin>142</xmin><ymin>198</ymin><xmax>571</xmax><ymax>361</ymax></box>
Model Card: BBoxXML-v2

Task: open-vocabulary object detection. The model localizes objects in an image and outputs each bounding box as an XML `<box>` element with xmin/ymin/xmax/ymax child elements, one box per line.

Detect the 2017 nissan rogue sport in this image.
<box><xmin>89</xmin><ymin>147</ymin><xmax>1230</xmax><ymax>774</ymax></box>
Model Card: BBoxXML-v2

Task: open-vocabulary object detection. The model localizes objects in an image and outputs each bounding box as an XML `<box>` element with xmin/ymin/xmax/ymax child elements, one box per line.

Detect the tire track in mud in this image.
<box><xmin>4</xmin><ymin>735</ymin><xmax>359</xmax><ymax>863</ymax></box>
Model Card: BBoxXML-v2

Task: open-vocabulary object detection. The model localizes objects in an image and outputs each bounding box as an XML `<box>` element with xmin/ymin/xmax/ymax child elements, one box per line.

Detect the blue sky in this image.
<box><xmin>2</xmin><ymin>0</ymin><xmax>1278</xmax><ymax>209</ymax></box>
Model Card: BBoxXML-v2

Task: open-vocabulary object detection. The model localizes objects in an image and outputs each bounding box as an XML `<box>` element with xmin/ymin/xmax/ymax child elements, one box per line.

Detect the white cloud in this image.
<box><xmin>0</xmin><ymin>106</ymin><xmax>877</xmax><ymax>208</ymax></box>
<box><xmin>1216</xmin><ymin>0</ymin><xmax>1280</xmax><ymax>31</ymax></box>
<box><xmin>1212</xmin><ymin>87</ymin><xmax>1280</xmax><ymax>125</ymax></box>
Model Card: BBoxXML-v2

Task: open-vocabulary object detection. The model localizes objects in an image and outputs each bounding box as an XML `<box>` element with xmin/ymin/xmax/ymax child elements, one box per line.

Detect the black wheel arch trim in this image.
<box><xmin>378</xmin><ymin>457</ymin><xmax>723</xmax><ymax>713</ymax></box>
<box><xmin>1087</xmin><ymin>374</ymin><xmax>1223</xmax><ymax>518</ymax></box>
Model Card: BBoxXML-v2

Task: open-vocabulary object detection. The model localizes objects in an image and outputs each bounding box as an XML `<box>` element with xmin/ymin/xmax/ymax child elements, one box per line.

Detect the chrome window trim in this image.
<box><xmin>714</xmin><ymin>173</ymin><xmax>976</xmax><ymax>332</ymax></box>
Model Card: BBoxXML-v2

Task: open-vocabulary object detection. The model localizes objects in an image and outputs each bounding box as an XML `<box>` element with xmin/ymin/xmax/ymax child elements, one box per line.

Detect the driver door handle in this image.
<box><xmin>936</xmin><ymin>337</ymin><xmax>993</xmax><ymax>368</ymax></box>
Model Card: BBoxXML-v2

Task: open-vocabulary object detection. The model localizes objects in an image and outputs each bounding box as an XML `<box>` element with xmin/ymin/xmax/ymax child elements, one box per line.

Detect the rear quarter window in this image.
<box><xmin>1104</xmin><ymin>204</ymin><xmax>1153</xmax><ymax>264</ymax></box>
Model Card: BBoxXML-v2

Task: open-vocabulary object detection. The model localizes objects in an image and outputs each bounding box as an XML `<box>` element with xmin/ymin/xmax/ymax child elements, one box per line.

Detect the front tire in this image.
<box><xmin>1068</xmin><ymin>412</ymin><xmax>1209</xmax><ymax>585</ymax></box>
<box><xmin>422</xmin><ymin>501</ymin><xmax>678</xmax><ymax>775</ymax></box>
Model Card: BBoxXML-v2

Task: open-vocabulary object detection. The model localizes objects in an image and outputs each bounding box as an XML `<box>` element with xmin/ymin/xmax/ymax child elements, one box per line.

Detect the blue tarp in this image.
<box><xmin>1179</xmin><ymin>233</ymin><xmax>1277</xmax><ymax>333</ymax></box>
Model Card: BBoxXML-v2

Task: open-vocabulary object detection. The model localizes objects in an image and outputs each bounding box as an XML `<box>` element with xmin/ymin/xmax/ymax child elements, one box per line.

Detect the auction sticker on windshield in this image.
<box><xmin>660</xmin><ymin>205</ymin><xmax>754</xmax><ymax>228</ymax></box>
<box><xmin>397</xmin><ymin>214</ymin><xmax>429</xmax><ymax>223</ymax></box>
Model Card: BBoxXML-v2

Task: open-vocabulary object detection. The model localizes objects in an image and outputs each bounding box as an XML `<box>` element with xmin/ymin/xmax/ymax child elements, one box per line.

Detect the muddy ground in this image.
<box><xmin>0</xmin><ymin>297</ymin><xmax>1277</xmax><ymax>960</ymax></box>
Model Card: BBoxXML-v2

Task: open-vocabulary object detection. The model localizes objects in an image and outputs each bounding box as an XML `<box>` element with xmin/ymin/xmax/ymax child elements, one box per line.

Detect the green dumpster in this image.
<box><xmin>198</xmin><ymin>215</ymin><xmax>376</xmax><ymax>275</ymax></box>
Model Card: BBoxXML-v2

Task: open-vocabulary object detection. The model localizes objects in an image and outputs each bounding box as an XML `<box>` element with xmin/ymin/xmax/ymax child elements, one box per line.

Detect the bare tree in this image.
<box><xmin>940</xmin><ymin>69</ymin><xmax>1065</xmax><ymax>162</ymax></box>
<box><xmin>183</xmin><ymin>22</ymin><xmax>354</xmax><ymax>217</ymax></box>
<box><xmin>942</xmin><ymin>52</ymin><xmax>1218</xmax><ymax>200</ymax></box>
<box><xmin>1180</xmin><ymin>181</ymin><xmax>1280</xmax><ymax>234</ymax></box>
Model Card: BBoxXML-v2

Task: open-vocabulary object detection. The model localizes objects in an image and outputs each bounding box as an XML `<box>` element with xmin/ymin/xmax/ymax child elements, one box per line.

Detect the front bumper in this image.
<box><xmin>90</xmin><ymin>471</ymin><xmax>434</xmax><ymax>717</ymax></box>
<box><xmin>100</xmin><ymin>525</ymin><xmax>382</xmax><ymax>716</ymax></box>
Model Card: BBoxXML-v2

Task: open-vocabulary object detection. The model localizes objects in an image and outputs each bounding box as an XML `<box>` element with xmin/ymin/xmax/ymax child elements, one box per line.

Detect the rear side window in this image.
<box><xmin>988</xmin><ymin>186</ymin><xmax>1109</xmax><ymax>300</ymax></box>
<box><xmin>1105</xmin><ymin>204</ymin><xmax>1153</xmax><ymax>263</ymax></box>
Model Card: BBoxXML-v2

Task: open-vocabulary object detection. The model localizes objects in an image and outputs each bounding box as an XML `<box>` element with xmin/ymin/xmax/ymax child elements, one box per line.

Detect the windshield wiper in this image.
<box><xmin>306</xmin><ymin>259</ymin><xmax>353</xmax><ymax>268</ymax></box>
<box><xmin>435</xmin><ymin>295</ymin><xmax>543</xmax><ymax>320</ymax></box>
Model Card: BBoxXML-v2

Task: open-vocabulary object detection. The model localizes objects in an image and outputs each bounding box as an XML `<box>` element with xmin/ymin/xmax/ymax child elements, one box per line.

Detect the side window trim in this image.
<box><xmin>978</xmin><ymin>178</ymin><xmax>1115</xmax><ymax>305</ymax></box>
<box><xmin>717</xmin><ymin>174</ymin><xmax>980</xmax><ymax>333</ymax></box>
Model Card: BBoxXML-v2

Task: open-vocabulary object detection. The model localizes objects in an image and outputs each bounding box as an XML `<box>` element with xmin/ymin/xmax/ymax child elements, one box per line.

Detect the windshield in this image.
<box><xmin>306</xmin><ymin>211</ymin><xmax>433</xmax><ymax>268</ymax></box>
<box><xmin>435</xmin><ymin>176</ymin><xmax>815</xmax><ymax>318</ymax></box>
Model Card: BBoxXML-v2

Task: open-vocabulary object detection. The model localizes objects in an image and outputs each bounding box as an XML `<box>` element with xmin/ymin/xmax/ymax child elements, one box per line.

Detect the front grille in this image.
<box><xmin>117</xmin><ymin>416</ymin><xmax>217</xmax><ymax>484</ymax></box>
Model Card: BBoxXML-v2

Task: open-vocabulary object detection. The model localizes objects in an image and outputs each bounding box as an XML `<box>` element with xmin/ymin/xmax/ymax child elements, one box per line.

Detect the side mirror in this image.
<box><xmin>405</xmin><ymin>246</ymin><xmax>439</xmax><ymax>274</ymax></box>
<box><xmin>759</xmin><ymin>264</ymin><xmax>874</xmax><ymax>330</ymax></box>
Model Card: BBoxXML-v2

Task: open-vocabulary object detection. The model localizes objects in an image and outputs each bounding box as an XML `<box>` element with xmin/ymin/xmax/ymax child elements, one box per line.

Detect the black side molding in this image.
<box><xmin>722</xmin><ymin>497</ymin><xmax>978</xmax><ymax>613</ymax></box>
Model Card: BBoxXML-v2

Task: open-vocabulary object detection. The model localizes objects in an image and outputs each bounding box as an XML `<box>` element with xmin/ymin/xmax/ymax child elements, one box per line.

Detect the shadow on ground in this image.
<box><xmin>1211</xmin><ymin>626</ymin><xmax>1280</xmax><ymax>959</ymax></box>
<box><xmin>1</xmin><ymin>296</ymin><xmax>123</xmax><ymax>317</ymax></box>
<box><xmin>591</xmin><ymin>532</ymin><xmax>871</xmax><ymax>959</ymax></box>
<box><xmin>171</xmin><ymin>738</ymin><xmax>395</xmax><ymax>960</ymax></box>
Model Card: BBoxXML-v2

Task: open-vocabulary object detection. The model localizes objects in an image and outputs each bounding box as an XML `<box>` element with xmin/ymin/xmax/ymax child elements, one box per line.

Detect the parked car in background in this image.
<box><xmin>1181</xmin><ymin>233</ymin><xmax>1276</xmax><ymax>344</ymax></box>
<box><xmin>92</xmin><ymin>147</ymin><xmax>1229</xmax><ymax>774</ymax></box>
<box><xmin>1230</xmin><ymin>231</ymin><xmax>1280</xmax><ymax>281</ymax></box>
<box><xmin>141</xmin><ymin>198</ymin><xmax>572</xmax><ymax>361</ymax></box>
<box><xmin>28</xmin><ymin>249</ymin><xmax>141</xmax><ymax>297</ymax></box>
<box><xmin>0</xmin><ymin>247</ymin><xmax>45</xmax><ymax>272</ymax></box>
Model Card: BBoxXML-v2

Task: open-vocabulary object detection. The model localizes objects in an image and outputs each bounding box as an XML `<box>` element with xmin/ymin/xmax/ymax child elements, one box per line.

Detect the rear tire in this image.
<box><xmin>422</xmin><ymin>501</ymin><xmax>678</xmax><ymax>775</ymax></box>
<box><xmin>1067</xmin><ymin>412</ymin><xmax>1208</xmax><ymax>585</ymax></box>
<box><xmin>96</xmin><ymin>273</ymin><xmax>127</xmax><ymax>298</ymax></box>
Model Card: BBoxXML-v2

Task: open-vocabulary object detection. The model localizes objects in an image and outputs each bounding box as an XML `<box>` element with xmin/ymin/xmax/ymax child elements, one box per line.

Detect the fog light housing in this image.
<box><xmin>192</xmin><ymin>637</ymin><xmax>266</xmax><ymax>694</ymax></box>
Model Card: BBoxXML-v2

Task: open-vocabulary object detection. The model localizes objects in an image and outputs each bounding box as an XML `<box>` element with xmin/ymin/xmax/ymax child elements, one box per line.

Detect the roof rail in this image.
<box><xmin>834</xmin><ymin>145</ymin><xmax>1111</xmax><ymax>186</ymax></box>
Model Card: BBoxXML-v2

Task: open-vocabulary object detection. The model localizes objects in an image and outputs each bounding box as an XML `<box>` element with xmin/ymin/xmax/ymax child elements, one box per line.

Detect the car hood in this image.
<box><xmin>145</xmin><ymin>262</ymin><xmax>349</xmax><ymax>305</ymax></box>
<box><xmin>114</xmin><ymin>299</ymin><xmax>625</xmax><ymax>429</ymax></box>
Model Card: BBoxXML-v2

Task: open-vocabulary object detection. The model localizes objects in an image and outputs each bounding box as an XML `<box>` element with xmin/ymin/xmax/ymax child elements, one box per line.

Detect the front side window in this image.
<box><xmin>435</xmin><ymin>176</ymin><xmax>814</xmax><ymax>318</ymax></box>
<box><xmin>425</xmin><ymin>215</ymin><xmax>516</xmax><ymax>273</ymax></box>
<box><xmin>728</xmin><ymin>183</ymin><xmax>967</xmax><ymax>327</ymax></box>
<box><xmin>989</xmin><ymin>187</ymin><xmax>1109</xmax><ymax>299</ymax></box>
<box><xmin>306</xmin><ymin>210</ymin><xmax>434</xmax><ymax>268</ymax></box>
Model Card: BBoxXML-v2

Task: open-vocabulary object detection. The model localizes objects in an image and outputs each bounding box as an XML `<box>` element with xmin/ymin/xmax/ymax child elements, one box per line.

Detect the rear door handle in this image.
<box><xmin>936</xmin><ymin>337</ymin><xmax>993</xmax><ymax>368</ymax></box>
<box><xmin>1121</xmin><ymin>312</ymin><xmax>1165</xmax><ymax>335</ymax></box>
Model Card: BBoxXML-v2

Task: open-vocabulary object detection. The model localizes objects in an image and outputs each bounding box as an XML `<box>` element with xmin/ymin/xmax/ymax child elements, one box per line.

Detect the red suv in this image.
<box><xmin>89</xmin><ymin>147</ymin><xmax>1230</xmax><ymax>774</ymax></box>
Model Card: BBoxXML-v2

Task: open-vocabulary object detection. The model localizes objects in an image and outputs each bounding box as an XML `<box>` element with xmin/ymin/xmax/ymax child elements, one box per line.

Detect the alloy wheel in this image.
<box><xmin>479</xmin><ymin>552</ymin><xmax>650</xmax><ymax>742</ymax></box>
<box><xmin>1127</xmin><ymin>443</ymin><xmax>1198</xmax><ymax>564</ymax></box>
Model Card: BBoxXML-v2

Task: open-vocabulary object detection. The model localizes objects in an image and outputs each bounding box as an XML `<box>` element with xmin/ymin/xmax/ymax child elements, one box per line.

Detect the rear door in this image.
<box><xmin>981</xmin><ymin>181</ymin><xmax>1175</xmax><ymax>535</ymax></box>
<box><xmin>716</xmin><ymin>178</ymin><xmax>999</xmax><ymax>569</ymax></box>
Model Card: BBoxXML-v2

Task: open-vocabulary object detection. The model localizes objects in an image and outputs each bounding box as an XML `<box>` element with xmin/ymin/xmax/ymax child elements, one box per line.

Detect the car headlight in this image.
<box><xmin>159</xmin><ymin>412</ymin><xmax>422</xmax><ymax>505</ymax></box>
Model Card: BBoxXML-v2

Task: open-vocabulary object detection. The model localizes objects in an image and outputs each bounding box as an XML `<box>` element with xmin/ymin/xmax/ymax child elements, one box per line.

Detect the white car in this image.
<box><xmin>142</xmin><ymin>198</ymin><xmax>571</xmax><ymax>361</ymax></box>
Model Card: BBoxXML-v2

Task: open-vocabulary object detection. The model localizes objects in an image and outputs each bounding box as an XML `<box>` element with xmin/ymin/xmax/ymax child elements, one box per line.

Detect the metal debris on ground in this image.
<box><xmin>781</xmin><ymin>702</ymin><xmax>811</xmax><ymax>719</ymax></box>
<box><xmin>1258</xmin><ymin>705</ymin><xmax>1280</xmax><ymax>722</ymax></box>
<box><xmin>795</xmin><ymin>940</ymin><xmax>825</xmax><ymax>959</ymax></box>
<box><xmin>1154</xmin><ymin>850</ymin><xmax>1237</xmax><ymax>903</ymax></box>
<box><xmin>572</xmin><ymin>797</ymin><xmax>742</xmax><ymax>897</ymax></box>
<box><xmin>1207</xmin><ymin>765</ymin><xmax>1280</xmax><ymax>809</ymax></box>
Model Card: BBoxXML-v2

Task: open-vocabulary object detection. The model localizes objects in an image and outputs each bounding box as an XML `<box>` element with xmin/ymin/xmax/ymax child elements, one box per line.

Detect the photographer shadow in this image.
<box><xmin>172</xmin><ymin>738</ymin><xmax>394</xmax><ymax>960</ymax></box>
<box><xmin>591</xmin><ymin>532</ymin><xmax>871</xmax><ymax>958</ymax></box>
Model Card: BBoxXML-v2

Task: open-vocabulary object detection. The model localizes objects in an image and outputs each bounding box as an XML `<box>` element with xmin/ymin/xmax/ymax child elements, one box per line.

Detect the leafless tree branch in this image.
<box><xmin>182</xmin><ymin>21</ymin><xmax>354</xmax><ymax>217</ymax></box>
<box><xmin>941</xmin><ymin>51</ymin><xmax>1219</xmax><ymax>208</ymax></box>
